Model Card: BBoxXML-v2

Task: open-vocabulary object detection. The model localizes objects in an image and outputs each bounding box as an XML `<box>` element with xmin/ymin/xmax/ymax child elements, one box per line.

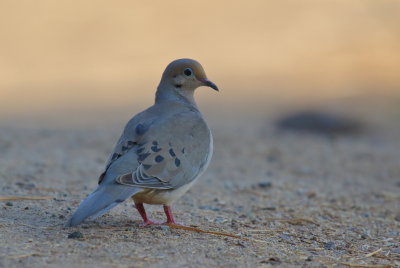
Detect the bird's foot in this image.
<box><xmin>139</xmin><ymin>220</ymin><xmax>162</xmax><ymax>227</ymax></box>
<box><xmin>164</xmin><ymin>220</ymin><xmax>183</xmax><ymax>227</ymax></box>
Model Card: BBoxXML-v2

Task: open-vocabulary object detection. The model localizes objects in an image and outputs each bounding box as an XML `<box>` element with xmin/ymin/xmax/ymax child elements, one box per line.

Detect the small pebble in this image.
<box><xmin>198</xmin><ymin>205</ymin><xmax>220</xmax><ymax>211</ymax></box>
<box><xmin>68</xmin><ymin>231</ymin><xmax>84</xmax><ymax>239</ymax></box>
<box><xmin>307</xmin><ymin>192</ymin><xmax>317</xmax><ymax>198</ymax></box>
<box><xmin>260</xmin><ymin>257</ymin><xmax>281</xmax><ymax>265</ymax></box>
<box><xmin>257</xmin><ymin>182</ymin><xmax>272</xmax><ymax>189</ymax></box>
<box><xmin>59</xmin><ymin>215</ymin><xmax>65</xmax><ymax>219</ymax></box>
<box><xmin>262</xmin><ymin>207</ymin><xmax>276</xmax><ymax>211</ymax></box>
<box><xmin>15</xmin><ymin>182</ymin><xmax>36</xmax><ymax>189</ymax></box>
<box><xmin>266</xmin><ymin>155</ymin><xmax>278</xmax><ymax>163</ymax></box>
<box><xmin>236</xmin><ymin>241</ymin><xmax>246</xmax><ymax>248</ymax></box>
<box><xmin>279</xmin><ymin>234</ymin><xmax>292</xmax><ymax>241</ymax></box>
<box><xmin>6</xmin><ymin>202</ymin><xmax>13</xmax><ymax>206</ymax></box>
<box><xmin>324</xmin><ymin>242</ymin><xmax>336</xmax><ymax>250</ymax></box>
<box><xmin>361</xmin><ymin>244</ymin><xmax>370</xmax><ymax>251</ymax></box>
<box><xmin>394</xmin><ymin>215</ymin><xmax>400</xmax><ymax>222</ymax></box>
<box><xmin>214</xmin><ymin>217</ymin><xmax>228</xmax><ymax>223</ymax></box>
<box><xmin>360</xmin><ymin>233</ymin><xmax>369</xmax><ymax>239</ymax></box>
<box><xmin>305</xmin><ymin>256</ymin><xmax>313</xmax><ymax>261</ymax></box>
<box><xmin>158</xmin><ymin>225</ymin><xmax>170</xmax><ymax>232</ymax></box>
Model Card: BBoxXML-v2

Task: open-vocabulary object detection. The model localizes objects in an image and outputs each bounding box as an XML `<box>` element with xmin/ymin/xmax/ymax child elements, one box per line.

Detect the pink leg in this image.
<box><xmin>163</xmin><ymin>205</ymin><xmax>178</xmax><ymax>224</ymax></box>
<box><xmin>135</xmin><ymin>202</ymin><xmax>159</xmax><ymax>226</ymax></box>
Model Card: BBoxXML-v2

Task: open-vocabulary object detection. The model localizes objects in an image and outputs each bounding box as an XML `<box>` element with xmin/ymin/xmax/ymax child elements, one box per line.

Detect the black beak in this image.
<box><xmin>199</xmin><ymin>79</ymin><xmax>219</xmax><ymax>91</ymax></box>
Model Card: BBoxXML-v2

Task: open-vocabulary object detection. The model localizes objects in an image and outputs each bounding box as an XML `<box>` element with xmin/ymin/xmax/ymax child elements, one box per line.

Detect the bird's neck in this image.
<box><xmin>155</xmin><ymin>85</ymin><xmax>198</xmax><ymax>108</ymax></box>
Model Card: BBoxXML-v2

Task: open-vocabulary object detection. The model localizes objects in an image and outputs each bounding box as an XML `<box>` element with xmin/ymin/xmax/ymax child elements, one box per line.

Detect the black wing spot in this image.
<box><xmin>152</xmin><ymin>141</ymin><xmax>158</xmax><ymax>145</ymax></box>
<box><xmin>155</xmin><ymin>155</ymin><xmax>164</xmax><ymax>163</ymax></box>
<box><xmin>175</xmin><ymin>158</ymin><xmax>181</xmax><ymax>167</ymax></box>
<box><xmin>169</xmin><ymin>148</ymin><xmax>176</xmax><ymax>157</ymax></box>
<box><xmin>127</xmin><ymin>141</ymin><xmax>137</xmax><ymax>148</ymax></box>
<box><xmin>136</xmin><ymin>147</ymin><xmax>145</xmax><ymax>154</ymax></box>
<box><xmin>181</xmin><ymin>148</ymin><xmax>185</xmax><ymax>154</ymax></box>
<box><xmin>151</xmin><ymin>146</ymin><xmax>161</xmax><ymax>152</ymax></box>
<box><xmin>138</xmin><ymin>153</ymin><xmax>151</xmax><ymax>161</ymax></box>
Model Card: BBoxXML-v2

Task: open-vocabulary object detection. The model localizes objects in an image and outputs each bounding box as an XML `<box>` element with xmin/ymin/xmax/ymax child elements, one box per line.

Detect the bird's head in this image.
<box><xmin>160</xmin><ymin>59</ymin><xmax>219</xmax><ymax>93</ymax></box>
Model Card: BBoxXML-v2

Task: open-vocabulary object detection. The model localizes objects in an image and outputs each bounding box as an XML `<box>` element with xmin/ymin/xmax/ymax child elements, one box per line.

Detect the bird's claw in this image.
<box><xmin>139</xmin><ymin>220</ymin><xmax>162</xmax><ymax>227</ymax></box>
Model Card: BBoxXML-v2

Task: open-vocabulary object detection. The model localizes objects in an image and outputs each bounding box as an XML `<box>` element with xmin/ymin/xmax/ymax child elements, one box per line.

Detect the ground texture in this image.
<box><xmin>0</xmin><ymin>101</ymin><xmax>399</xmax><ymax>268</ymax></box>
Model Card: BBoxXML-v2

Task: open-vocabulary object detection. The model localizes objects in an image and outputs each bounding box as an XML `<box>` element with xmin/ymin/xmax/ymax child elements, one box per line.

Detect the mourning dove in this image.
<box><xmin>67</xmin><ymin>59</ymin><xmax>218</xmax><ymax>227</ymax></box>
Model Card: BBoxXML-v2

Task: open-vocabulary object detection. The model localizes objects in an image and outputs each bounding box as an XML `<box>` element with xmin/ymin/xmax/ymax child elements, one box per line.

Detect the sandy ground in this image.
<box><xmin>0</xmin><ymin>98</ymin><xmax>399</xmax><ymax>268</ymax></box>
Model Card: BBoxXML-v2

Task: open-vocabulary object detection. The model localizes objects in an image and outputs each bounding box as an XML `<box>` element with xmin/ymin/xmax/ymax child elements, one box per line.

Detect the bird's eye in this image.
<box><xmin>183</xmin><ymin>68</ymin><xmax>192</xmax><ymax>76</ymax></box>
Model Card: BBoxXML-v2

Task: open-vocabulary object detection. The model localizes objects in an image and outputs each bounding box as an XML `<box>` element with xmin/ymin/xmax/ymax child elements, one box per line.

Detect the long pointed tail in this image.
<box><xmin>66</xmin><ymin>184</ymin><xmax>139</xmax><ymax>227</ymax></box>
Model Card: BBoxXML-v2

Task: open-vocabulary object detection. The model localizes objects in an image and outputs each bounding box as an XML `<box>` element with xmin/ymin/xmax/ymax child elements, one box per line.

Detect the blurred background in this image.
<box><xmin>0</xmin><ymin>0</ymin><xmax>399</xmax><ymax>128</ymax></box>
<box><xmin>1</xmin><ymin>3</ymin><xmax>400</xmax><ymax>266</ymax></box>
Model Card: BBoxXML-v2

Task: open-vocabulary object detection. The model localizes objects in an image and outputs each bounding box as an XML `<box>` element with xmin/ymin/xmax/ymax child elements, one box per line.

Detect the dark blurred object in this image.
<box><xmin>256</xmin><ymin>182</ymin><xmax>272</xmax><ymax>189</ymax></box>
<box><xmin>15</xmin><ymin>182</ymin><xmax>36</xmax><ymax>189</ymax></box>
<box><xmin>68</xmin><ymin>231</ymin><xmax>84</xmax><ymax>239</ymax></box>
<box><xmin>276</xmin><ymin>111</ymin><xmax>363</xmax><ymax>135</ymax></box>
